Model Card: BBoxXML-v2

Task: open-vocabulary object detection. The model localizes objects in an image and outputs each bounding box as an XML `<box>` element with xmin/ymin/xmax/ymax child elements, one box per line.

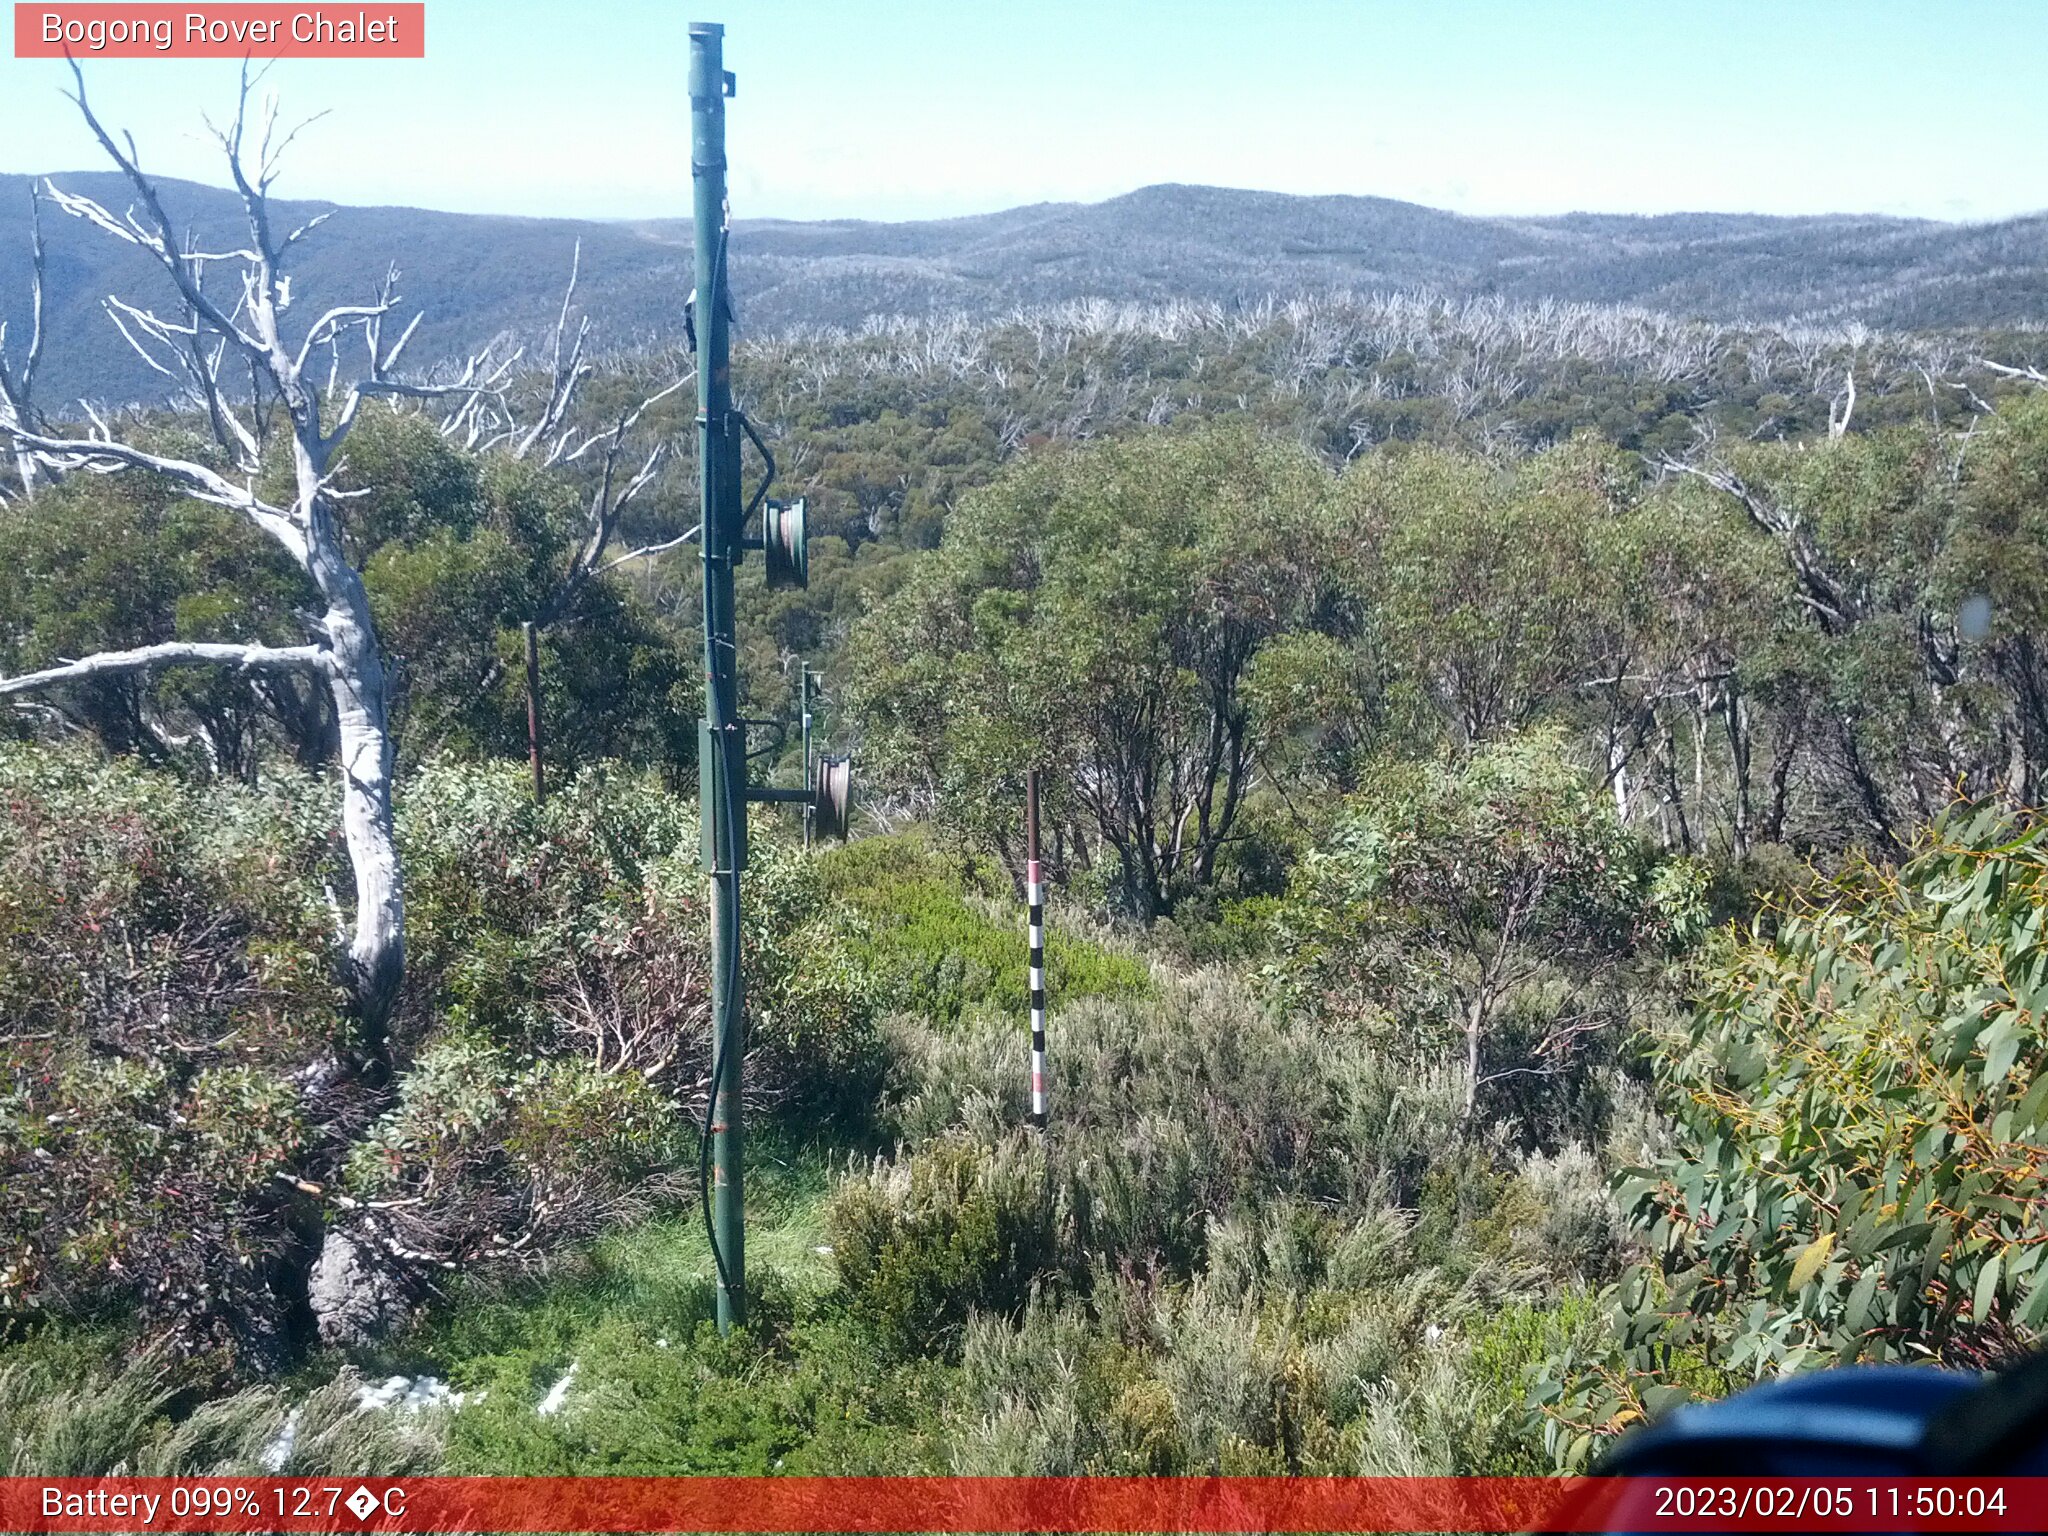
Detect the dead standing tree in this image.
<box><xmin>477</xmin><ymin>249</ymin><xmax>694</xmax><ymax>620</ymax></box>
<box><xmin>423</xmin><ymin>251</ymin><xmax>690</xmax><ymax>794</ymax></box>
<box><xmin>0</xmin><ymin>64</ymin><xmax>498</xmax><ymax>1064</ymax></box>
<box><xmin>0</xmin><ymin>185</ymin><xmax>48</xmax><ymax>502</ymax></box>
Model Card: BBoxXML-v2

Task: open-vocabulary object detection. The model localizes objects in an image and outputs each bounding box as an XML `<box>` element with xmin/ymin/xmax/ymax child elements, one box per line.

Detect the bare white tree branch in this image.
<box><xmin>0</xmin><ymin>641</ymin><xmax>329</xmax><ymax>698</ymax></box>
<box><xmin>1980</xmin><ymin>358</ymin><xmax>2048</xmax><ymax>387</ymax></box>
<box><xmin>1659</xmin><ymin>452</ymin><xmax>1858</xmax><ymax>632</ymax></box>
<box><xmin>5</xmin><ymin>424</ymin><xmax>307</xmax><ymax>556</ymax></box>
<box><xmin>0</xmin><ymin>184</ymin><xmax>48</xmax><ymax>498</ymax></box>
<box><xmin>596</xmin><ymin>524</ymin><xmax>702</xmax><ymax>578</ymax></box>
<box><xmin>511</xmin><ymin>239</ymin><xmax>593</xmax><ymax>463</ymax></box>
<box><xmin>1828</xmin><ymin>363</ymin><xmax>1856</xmax><ymax>438</ymax></box>
<box><xmin>532</xmin><ymin>374</ymin><xmax>689</xmax><ymax>627</ymax></box>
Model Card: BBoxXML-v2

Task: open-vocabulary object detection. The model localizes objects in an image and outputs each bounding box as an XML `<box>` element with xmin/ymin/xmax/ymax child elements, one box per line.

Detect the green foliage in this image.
<box><xmin>886</xmin><ymin>966</ymin><xmax>1504</xmax><ymax>1284</ymax></box>
<box><xmin>0</xmin><ymin>1336</ymin><xmax>445</xmax><ymax>1476</ymax></box>
<box><xmin>344</xmin><ymin>414</ymin><xmax>698</xmax><ymax>776</ymax></box>
<box><xmin>940</xmin><ymin>1203</ymin><xmax>1609</xmax><ymax>1477</ymax></box>
<box><xmin>16</xmin><ymin>301</ymin><xmax>2048</xmax><ymax>1486</ymax></box>
<box><xmin>1355</xmin><ymin>443</ymin><xmax>1621</xmax><ymax>743</ymax></box>
<box><xmin>827</xmin><ymin>1134</ymin><xmax>1057</xmax><ymax>1360</ymax></box>
<box><xmin>0</xmin><ymin>408</ymin><xmax>696</xmax><ymax>781</ymax></box>
<box><xmin>850</xmin><ymin>422</ymin><xmax>1337</xmax><ymax>918</ymax></box>
<box><xmin>342</xmin><ymin>1038</ymin><xmax>682</xmax><ymax>1264</ymax></box>
<box><xmin>0</xmin><ymin>810</ymin><xmax>1654</xmax><ymax>1477</ymax></box>
<box><xmin>816</xmin><ymin>832</ymin><xmax>1149</xmax><ymax>1028</ymax></box>
<box><xmin>0</xmin><ymin>747</ymin><xmax>882</xmax><ymax>1358</ymax></box>
<box><xmin>411</xmin><ymin>1147</ymin><xmax>949</xmax><ymax>1476</ymax></box>
<box><xmin>0</xmin><ymin>745</ymin><xmax>337</xmax><ymax>1360</ymax></box>
<box><xmin>737</xmin><ymin>839</ymin><xmax>892</xmax><ymax>1121</ymax></box>
<box><xmin>1542</xmin><ymin>803</ymin><xmax>2048</xmax><ymax>1463</ymax></box>
<box><xmin>0</xmin><ymin>454</ymin><xmax>312</xmax><ymax>774</ymax></box>
<box><xmin>441</xmin><ymin>1301</ymin><xmax>952</xmax><ymax>1476</ymax></box>
<box><xmin>398</xmin><ymin>761</ymin><xmax>882</xmax><ymax>1120</ymax></box>
<box><xmin>0</xmin><ymin>1341</ymin><xmax>182</xmax><ymax>1475</ymax></box>
<box><xmin>1459</xmin><ymin>1293</ymin><xmax>1611</xmax><ymax>1476</ymax></box>
<box><xmin>361</xmin><ymin>763</ymin><xmax>886</xmax><ymax>1260</ymax></box>
<box><xmin>396</xmin><ymin>758</ymin><xmax>695</xmax><ymax>1046</ymax></box>
<box><xmin>1272</xmin><ymin>730</ymin><xmax>1695</xmax><ymax>1141</ymax></box>
<box><xmin>445</xmin><ymin>1317</ymin><xmax>806</xmax><ymax>1474</ymax></box>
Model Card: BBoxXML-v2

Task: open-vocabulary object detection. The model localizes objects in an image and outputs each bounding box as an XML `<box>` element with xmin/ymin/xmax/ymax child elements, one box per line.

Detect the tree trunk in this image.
<box><xmin>1765</xmin><ymin>712</ymin><xmax>1801</xmax><ymax>844</ymax></box>
<box><xmin>326</xmin><ymin>598</ymin><xmax>403</xmax><ymax>1073</ymax></box>
<box><xmin>1837</xmin><ymin>720</ymin><xmax>1904</xmax><ymax>859</ymax></box>
<box><xmin>1658</xmin><ymin>714</ymin><xmax>1693</xmax><ymax>853</ymax></box>
<box><xmin>7</xmin><ymin>441</ymin><xmax>37</xmax><ymax>499</ymax></box>
<box><xmin>1463</xmin><ymin>998</ymin><xmax>1484</xmax><ymax>1123</ymax></box>
<box><xmin>300</xmin><ymin>434</ymin><xmax>404</xmax><ymax>1070</ymax></box>
<box><xmin>1608</xmin><ymin>731</ymin><xmax>1632</xmax><ymax>823</ymax></box>
<box><xmin>1728</xmin><ymin>687</ymin><xmax>1753</xmax><ymax>858</ymax></box>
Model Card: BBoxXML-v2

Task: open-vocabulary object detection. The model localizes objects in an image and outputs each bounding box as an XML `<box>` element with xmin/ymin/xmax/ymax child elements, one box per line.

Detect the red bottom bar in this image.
<box><xmin>8</xmin><ymin>1476</ymin><xmax>2048</xmax><ymax>1533</ymax></box>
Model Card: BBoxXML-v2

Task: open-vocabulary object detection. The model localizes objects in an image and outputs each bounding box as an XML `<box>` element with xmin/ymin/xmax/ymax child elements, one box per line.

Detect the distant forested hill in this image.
<box><xmin>2</xmin><ymin>174</ymin><xmax>2046</xmax><ymax>405</ymax></box>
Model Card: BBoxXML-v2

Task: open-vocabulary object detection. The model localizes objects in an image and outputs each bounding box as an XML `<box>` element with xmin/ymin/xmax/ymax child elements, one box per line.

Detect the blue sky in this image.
<box><xmin>1</xmin><ymin>0</ymin><xmax>2043</xmax><ymax>223</ymax></box>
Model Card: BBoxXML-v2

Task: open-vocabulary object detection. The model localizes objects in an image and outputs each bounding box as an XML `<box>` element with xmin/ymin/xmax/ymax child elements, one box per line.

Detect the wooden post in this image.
<box><xmin>1026</xmin><ymin>768</ymin><xmax>1047</xmax><ymax>1128</ymax></box>
<box><xmin>523</xmin><ymin>620</ymin><xmax>545</xmax><ymax>804</ymax></box>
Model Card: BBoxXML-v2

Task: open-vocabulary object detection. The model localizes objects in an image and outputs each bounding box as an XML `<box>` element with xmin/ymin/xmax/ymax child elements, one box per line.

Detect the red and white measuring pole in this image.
<box><xmin>1025</xmin><ymin>769</ymin><xmax>1048</xmax><ymax>1128</ymax></box>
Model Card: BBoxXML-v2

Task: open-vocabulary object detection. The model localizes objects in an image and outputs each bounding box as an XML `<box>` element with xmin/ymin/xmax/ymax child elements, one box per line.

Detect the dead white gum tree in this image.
<box><xmin>456</xmin><ymin>240</ymin><xmax>696</xmax><ymax>624</ymax></box>
<box><xmin>0</xmin><ymin>63</ymin><xmax>505</xmax><ymax>1064</ymax></box>
<box><xmin>0</xmin><ymin>184</ymin><xmax>48</xmax><ymax>502</ymax></box>
<box><xmin>399</xmin><ymin>246</ymin><xmax>692</xmax><ymax>775</ymax></box>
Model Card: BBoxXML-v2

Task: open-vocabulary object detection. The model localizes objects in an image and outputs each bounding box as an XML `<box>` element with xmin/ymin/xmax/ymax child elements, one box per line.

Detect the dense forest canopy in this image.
<box><xmin>4</xmin><ymin>120</ymin><xmax>2048</xmax><ymax>1480</ymax></box>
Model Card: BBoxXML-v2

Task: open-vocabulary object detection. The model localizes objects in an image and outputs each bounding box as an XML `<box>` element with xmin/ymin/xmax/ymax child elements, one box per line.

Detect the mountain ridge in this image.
<box><xmin>3</xmin><ymin>175</ymin><xmax>2045</xmax><ymax>405</ymax></box>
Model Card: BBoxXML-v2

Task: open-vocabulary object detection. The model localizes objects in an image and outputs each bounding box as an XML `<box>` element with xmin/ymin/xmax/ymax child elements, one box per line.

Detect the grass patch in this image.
<box><xmin>377</xmin><ymin>1132</ymin><xmax>839</xmax><ymax>1394</ymax></box>
<box><xmin>415</xmin><ymin>1134</ymin><xmax>956</xmax><ymax>1476</ymax></box>
<box><xmin>818</xmin><ymin>831</ymin><xmax>1150</xmax><ymax>1029</ymax></box>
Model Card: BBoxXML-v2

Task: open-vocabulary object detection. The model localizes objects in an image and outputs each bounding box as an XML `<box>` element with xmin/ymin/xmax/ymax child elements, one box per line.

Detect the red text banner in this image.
<box><xmin>14</xmin><ymin>5</ymin><xmax>424</xmax><ymax>58</ymax></box>
<box><xmin>6</xmin><ymin>1476</ymin><xmax>2048</xmax><ymax>1533</ymax></box>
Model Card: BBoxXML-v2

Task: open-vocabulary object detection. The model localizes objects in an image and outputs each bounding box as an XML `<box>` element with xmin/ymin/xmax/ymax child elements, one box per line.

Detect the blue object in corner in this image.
<box><xmin>1599</xmin><ymin>1365</ymin><xmax>1985</xmax><ymax>1477</ymax></box>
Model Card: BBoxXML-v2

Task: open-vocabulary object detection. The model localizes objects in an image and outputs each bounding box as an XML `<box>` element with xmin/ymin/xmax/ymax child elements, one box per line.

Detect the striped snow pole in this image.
<box><xmin>1026</xmin><ymin>769</ymin><xmax>1048</xmax><ymax>1128</ymax></box>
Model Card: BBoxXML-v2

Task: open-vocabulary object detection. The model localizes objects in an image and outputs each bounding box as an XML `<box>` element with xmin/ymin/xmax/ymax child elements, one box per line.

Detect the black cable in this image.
<box><xmin>697</xmin><ymin>745</ymin><xmax>742</xmax><ymax>1304</ymax></box>
<box><xmin>696</xmin><ymin>213</ymin><xmax>743</xmax><ymax>1309</ymax></box>
<box><xmin>696</xmin><ymin>646</ymin><xmax>743</xmax><ymax>1308</ymax></box>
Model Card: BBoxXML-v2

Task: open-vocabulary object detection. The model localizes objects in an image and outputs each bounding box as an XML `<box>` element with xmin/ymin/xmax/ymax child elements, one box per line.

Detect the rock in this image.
<box><xmin>307</xmin><ymin>1232</ymin><xmax>409</xmax><ymax>1347</ymax></box>
<box><xmin>356</xmin><ymin>1374</ymin><xmax>464</xmax><ymax>1414</ymax></box>
<box><xmin>260</xmin><ymin>1407</ymin><xmax>301</xmax><ymax>1473</ymax></box>
<box><xmin>536</xmin><ymin>1362</ymin><xmax>578</xmax><ymax>1417</ymax></box>
<box><xmin>290</xmin><ymin>1054</ymin><xmax>349</xmax><ymax>1099</ymax></box>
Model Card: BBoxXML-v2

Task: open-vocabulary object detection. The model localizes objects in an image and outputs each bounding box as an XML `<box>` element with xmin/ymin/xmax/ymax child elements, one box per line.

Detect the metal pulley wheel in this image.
<box><xmin>813</xmin><ymin>753</ymin><xmax>852</xmax><ymax>840</ymax></box>
<box><xmin>764</xmin><ymin>497</ymin><xmax>808</xmax><ymax>590</ymax></box>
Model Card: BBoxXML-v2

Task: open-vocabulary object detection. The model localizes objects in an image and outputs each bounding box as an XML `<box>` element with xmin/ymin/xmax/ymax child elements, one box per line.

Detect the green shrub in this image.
<box><xmin>0</xmin><ymin>747</ymin><xmax>884</xmax><ymax>1362</ymax></box>
<box><xmin>401</xmin><ymin>761</ymin><xmax>883</xmax><ymax>1123</ymax></box>
<box><xmin>0</xmin><ymin>1344</ymin><xmax>181</xmax><ymax>1475</ymax></box>
<box><xmin>1268</xmin><ymin>729</ymin><xmax>1700</xmax><ymax>1146</ymax></box>
<box><xmin>396</xmin><ymin>759</ymin><xmax>694</xmax><ymax>1048</ymax></box>
<box><xmin>817</xmin><ymin>832</ymin><xmax>1148</xmax><ymax>1029</ymax></box>
<box><xmin>740</xmin><ymin>840</ymin><xmax>891</xmax><ymax>1123</ymax></box>
<box><xmin>0</xmin><ymin>746</ymin><xmax>337</xmax><ymax>1361</ymax></box>
<box><xmin>827</xmin><ymin>1133</ymin><xmax>1057</xmax><ymax>1360</ymax></box>
<box><xmin>342</xmin><ymin>1037</ymin><xmax>683</xmax><ymax>1267</ymax></box>
<box><xmin>445</xmin><ymin>1317</ymin><xmax>806</xmax><ymax>1475</ymax></box>
<box><xmin>952</xmin><ymin>1299</ymin><xmax>1109</xmax><ymax>1474</ymax></box>
<box><xmin>884</xmin><ymin>970</ymin><xmax>1473</xmax><ymax>1279</ymax></box>
<box><xmin>0</xmin><ymin>1340</ymin><xmax>445</xmax><ymax>1476</ymax></box>
<box><xmin>1462</xmin><ymin>1293</ymin><xmax>1605</xmax><ymax>1476</ymax></box>
<box><xmin>1540</xmin><ymin>803</ymin><xmax>2048</xmax><ymax>1465</ymax></box>
<box><xmin>947</xmin><ymin>1253</ymin><xmax>1571</xmax><ymax>1477</ymax></box>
